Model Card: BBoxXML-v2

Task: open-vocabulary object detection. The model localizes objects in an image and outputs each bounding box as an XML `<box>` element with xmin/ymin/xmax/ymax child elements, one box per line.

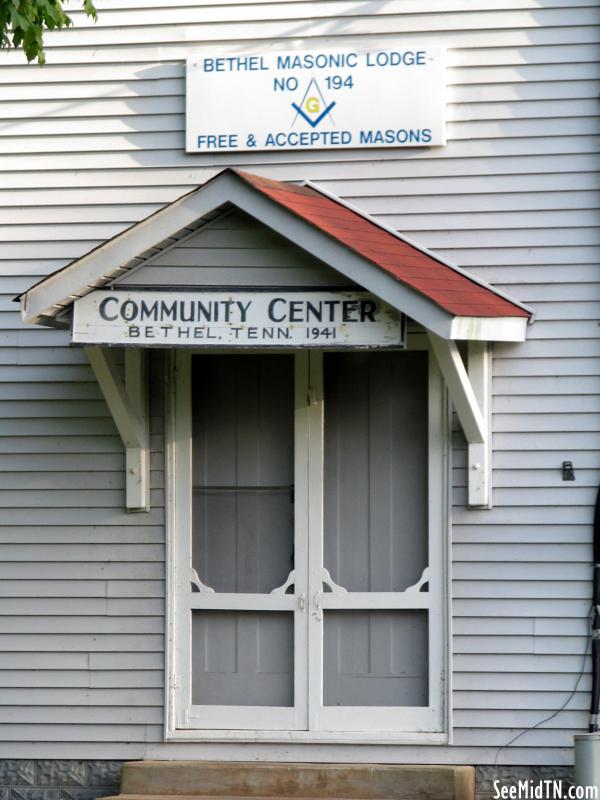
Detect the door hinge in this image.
<box><xmin>171</xmin><ymin>674</ymin><xmax>181</xmax><ymax>690</ymax></box>
<box><xmin>307</xmin><ymin>388</ymin><xmax>318</xmax><ymax>406</ymax></box>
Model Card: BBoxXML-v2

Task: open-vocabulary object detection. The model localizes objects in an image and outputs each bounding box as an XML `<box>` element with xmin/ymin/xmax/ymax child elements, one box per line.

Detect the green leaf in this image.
<box><xmin>83</xmin><ymin>0</ymin><xmax>96</xmax><ymax>21</ymax></box>
<box><xmin>0</xmin><ymin>0</ymin><xmax>98</xmax><ymax>63</ymax></box>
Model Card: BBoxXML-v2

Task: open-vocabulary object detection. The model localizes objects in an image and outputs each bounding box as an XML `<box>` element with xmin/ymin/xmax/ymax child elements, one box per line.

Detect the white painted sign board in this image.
<box><xmin>72</xmin><ymin>290</ymin><xmax>405</xmax><ymax>348</ymax></box>
<box><xmin>186</xmin><ymin>46</ymin><xmax>445</xmax><ymax>152</ymax></box>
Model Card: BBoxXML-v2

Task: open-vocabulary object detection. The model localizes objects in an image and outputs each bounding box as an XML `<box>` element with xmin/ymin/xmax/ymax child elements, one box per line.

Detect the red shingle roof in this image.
<box><xmin>235</xmin><ymin>170</ymin><xmax>529</xmax><ymax>319</ymax></box>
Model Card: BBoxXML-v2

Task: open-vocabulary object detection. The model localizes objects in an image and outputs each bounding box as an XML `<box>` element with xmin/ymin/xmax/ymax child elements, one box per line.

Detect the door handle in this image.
<box><xmin>313</xmin><ymin>591</ymin><xmax>322</xmax><ymax>621</ymax></box>
<box><xmin>297</xmin><ymin>593</ymin><xmax>305</xmax><ymax>611</ymax></box>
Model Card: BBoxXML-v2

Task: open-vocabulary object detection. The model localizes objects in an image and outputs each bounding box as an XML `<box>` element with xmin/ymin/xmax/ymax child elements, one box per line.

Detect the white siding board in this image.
<box><xmin>0</xmin><ymin>633</ymin><xmax>163</xmax><ymax>651</ymax></box>
<box><xmin>89</xmin><ymin>652</ymin><xmax>164</xmax><ymax>669</ymax></box>
<box><xmin>0</xmin><ymin>524</ymin><xmax>167</xmax><ymax>543</ymax></box>
<box><xmin>453</xmin><ymin>582</ymin><xmax>590</xmax><ymax>600</ymax></box>
<box><xmin>493</xmin><ymin>357</ymin><xmax>600</xmax><ymax>377</ymax></box>
<box><xmin>375</xmin><ymin>195</ymin><xmax>600</xmax><ymax>215</ymax></box>
<box><xmin>0</xmin><ymin>402</ymin><xmax>111</xmax><ymax>419</ymax></box>
<box><xmin>0</xmin><ymin>690</ymin><xmax>162</xmax><ymax>708</ymax></box>
<box><xmin>454</xmin><ymin>675</ymin><xmax>592</xmax><ymax>692</ymax></box>
<box><xmin>454</xmin><ymin>729</ymin><xmax>582</xmax><ymax>747</ymax></box>
<box><xmin>0</xmin><ymin>563</ymin><xmax>164</xmax><ymax>580</ymax></box>
<box><xmin>453</xmin><ymin>527</ymin><xmax>591</xmax><ymax>545</ymax></box>
<box><xmin>499</xmin><ymin>284</ymin><xmax>600</xmax><ymax>301</ymax></box>
<box><xmin>0</xmin><ymin>599</ymin><xmax>163</xmax><ymax>616</ymax></box>
<box><xmin>348</xmin><ymin>208</ymin><xmax>600</xmax><ymax>232</ymax></box>
<box><xmin>454</xmin><ymin>710</ymin><xmax>586</xmax><ymax>728</ymax></box>
<box><xmin>492</xmin><ymin>414</ymin><xmax>599</xmax><ymax>433</ymax></box>
<box><xmin>453</xmin><ymin>693</ymin><xmax>591</xmax><ymax>711</ymax></box>
<box><xmin>13</xmin><ymin>13</ymin><xmax>599</xmax><ymax>49</ymax></box>
<box><xmin>0</xmin><ymin>544</ymin><xmax>164</xmax><ymax>560</ymax></box>
<box><xmin>0</xmin><ymin>580</ymin><xmax>163</xmax><ymax>598</ymax></box>
<box><xmin>454</xmin><ymin>618</ymin><xmax>589</xmax><ymax>636</ymax></box>
<box><xmin>454</xmin><ymin>599</ymin><xmax>591</xmax><ymax>618</ymax></box>
<box><xmin>453</xmin><ymin>544</ymin><xmax>592</xmax><ymax>562</ymax></box>
<box><xmin>0</xmin><ymin>617</ymin><xmax>163</xmax><ymax>634</ymax></box>
<box><xmin>453</xmin><ymin>654</ymin><xmax>591</xmax><ymax>673</ymax></box>
<box><xmin>58</xmin><ymin>0</ymin><xmax>600</xmax><ymax>11</ymax></box>
<box><xmin>0</xmin><ymin>707</ymin><xmax>163</xmax><ymax>723</ymax></box>
<box><xmin>52</xmin><ymin>3</ymin><xmax>600</xmax><ymax>29</ymax></box>
<box><xmin>491</xmin><ymin>469</ymin><xmax>599</xmax><ymax>487</ymax></box>
<box><xmin>0</xmin><ymin>723</ymin><xmax>159</xmax><ymax>742</ymax></box>
<box><xmin>454</xmin><ymin>560</ymin><xmax>590</xmax><ymax>579</ymax></box>
<box><xmin>114</xmin><ymin>208</ymin><xmax>349</xmax><ymax>288</ymax></box>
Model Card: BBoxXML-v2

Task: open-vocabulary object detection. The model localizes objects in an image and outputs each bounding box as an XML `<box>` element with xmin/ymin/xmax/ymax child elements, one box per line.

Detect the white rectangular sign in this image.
<box><xmin>186</xmin><ymin>46</ymin><xmax>445</xmax><ymax>152</ymax></box>
<box><xmin>72</xmin><ymin>290</ymin><xmax>405</xmax><ymax>348</ymax></box>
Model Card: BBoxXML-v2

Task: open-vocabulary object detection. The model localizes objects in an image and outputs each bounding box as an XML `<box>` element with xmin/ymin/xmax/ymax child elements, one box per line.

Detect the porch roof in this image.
<box><xmin>17</xmin><ymin>167</ymin><xmax>532</xmax><ymax>341</ymax></box>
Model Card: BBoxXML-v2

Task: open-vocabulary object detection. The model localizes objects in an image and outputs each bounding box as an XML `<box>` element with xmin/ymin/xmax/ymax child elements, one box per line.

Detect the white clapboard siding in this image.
<box><xmin>0</xmin><ymin>0</ymin><xmax>598</xmax><ymax>764</ymax></box>
<box><xmin>115</xmin><ymin>208</ymin><xmax>350</xmax><ymax>288</ymax></box>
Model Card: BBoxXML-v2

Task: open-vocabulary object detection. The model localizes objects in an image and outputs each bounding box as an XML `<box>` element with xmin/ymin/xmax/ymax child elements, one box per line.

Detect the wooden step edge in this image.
<box><xmin>101</xmin><ymin>796</ymin><xmax>392</xmax><ymax>800</ymax></box>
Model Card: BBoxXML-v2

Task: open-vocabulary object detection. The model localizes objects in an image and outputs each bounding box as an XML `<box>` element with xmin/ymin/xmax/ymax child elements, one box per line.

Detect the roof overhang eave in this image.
<box><xmin>18</xmin><ymin>169</ymin><xmax>530</xmax><ymax>342</ymax></box>
<box><xmin>304</xmin><ymin>179</ymin><xmax>535</xmax><ymax>321</ymax></box>
<box><xmin>449</xmin><ymin>315</ymin><xmax>528</xmax><ymax>342</ymax></box>
<box><xmin>19</xmin><ymin>170</ymin><xmax>239</xmax><ymax>327</ymax></box>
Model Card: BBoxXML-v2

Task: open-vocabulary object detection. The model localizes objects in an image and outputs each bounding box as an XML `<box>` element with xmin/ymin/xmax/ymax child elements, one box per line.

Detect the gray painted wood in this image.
<box><xmin>115</xmin><ymin>209</ymin><xmax>351</xmax><ymax>289</ymax></box>
<box><xmin>322</xmin><ymin>352</ymin><xmax>429</xmax><ymax>708</ymax></box>
<box><xmin>191</xmin><ymin>354</ymin><xmax>294</xmax><ymax>594</ymax></box>
<box><xmin>191</xmin><ymin>611</ymin><xmax>294</xmax><ymax>707</ymax></box>
<box><xmin>323</xmin><ymin>610</ymin><xmax>428</xmax><ymax>708</ymax></box>
<box><xmin>190</xmin><ymin>355</ymin><xmax>295</xmax><ymax>707</ymax></box>
<box><xmin>323</xmin><ymin>352</ymin><xmax>428</xmax><ymax>594</ymax></box>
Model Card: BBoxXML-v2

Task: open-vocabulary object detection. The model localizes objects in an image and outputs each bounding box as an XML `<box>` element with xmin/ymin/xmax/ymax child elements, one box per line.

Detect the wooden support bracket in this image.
<box><xmin>467</xmin><ymin>341</ymin><xmax>492</xmax><ymax>508</ymax></box>
<box><xmin>85</xmin><ymin>346</ymin><xmax>150</xmax><ymax>512</ymax></box>
<box><xmin>428</xmin><ymin>333</ymin><xmax>491</xmax><ymax>508</ymax></box>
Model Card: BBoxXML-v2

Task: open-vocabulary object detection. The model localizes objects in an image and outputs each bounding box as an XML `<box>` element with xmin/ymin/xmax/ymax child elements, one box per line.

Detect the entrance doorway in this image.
<box><xmin>168</xmin><ymin>346</ymin><xmax>446</xmax><ymax>737</ymax></box>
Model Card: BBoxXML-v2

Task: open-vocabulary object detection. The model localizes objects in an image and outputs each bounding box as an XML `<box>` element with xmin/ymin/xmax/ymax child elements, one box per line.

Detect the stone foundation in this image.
<box><xmin>0</xmin><ymin>761</ymin><xmax>125</xmax><ymax>800</ymax></box>
<box><xmin>0</xmin><ymin>761</ymin><xmax>576</xmax><ymax>800</ymax></box>
<box><xmin>476</xmin><ymin>766</ymin><xmax>575</xmax><ymax>800</ymax></box>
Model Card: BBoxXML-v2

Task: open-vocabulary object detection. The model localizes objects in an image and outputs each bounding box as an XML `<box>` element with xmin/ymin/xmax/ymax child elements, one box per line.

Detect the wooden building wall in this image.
<box><xmin>0</xmin><ymin>0</ymin><xmax>598</xmax><ymax>765</ymax></box>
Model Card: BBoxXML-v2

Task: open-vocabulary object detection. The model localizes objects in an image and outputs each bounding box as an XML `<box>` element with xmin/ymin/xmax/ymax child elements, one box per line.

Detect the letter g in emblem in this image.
<box><xmin>306</xmin><ymin>96</ymin><xmax>320</xmax><ymax>113</ymax></box>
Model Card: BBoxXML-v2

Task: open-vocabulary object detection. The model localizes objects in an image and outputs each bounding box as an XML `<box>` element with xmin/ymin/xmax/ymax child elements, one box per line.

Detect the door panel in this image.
<box><xmin>192</xmin><ymin>490</ymin><xmax>294</xmax><ymax>593</ymax></box>
<box><xmin>323</xmin><ymin>351</ymin><xmax>428</xmax><ymax>594</ymax></box>
<box><xmin>192</xmin><ymin>354</ymin><xmax>294</xmax><ymax>485</ymax></box>
<box><xmin>323</xmin><ymin>609</ymin><xmax>428</xmax><ymax>707</ymax></box>
<box><xmin>192</xmin><ymin>354</ymin><xmax>294</xmax><ymax>594</ymax></box>
<box><xmin>192</xmin><ymin>610</ymin><xmax>294</xmax><ymax>706</ymax></box>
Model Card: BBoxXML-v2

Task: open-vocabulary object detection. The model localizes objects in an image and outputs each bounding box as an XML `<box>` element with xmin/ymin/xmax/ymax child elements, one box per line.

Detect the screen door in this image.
<box><xmin>171</xmin><ymin>347</ymin><xmax>445</xmax><ymax>735</ymax></box>
<box><xmin>183</xmin><ymin>353</ymin><xmax>308</xmax><ymax>730</ymax></box>
<box><xmin>309</xmin><ymin>350</ymin><xmax>445</xmax><ymax>732</ymax></box>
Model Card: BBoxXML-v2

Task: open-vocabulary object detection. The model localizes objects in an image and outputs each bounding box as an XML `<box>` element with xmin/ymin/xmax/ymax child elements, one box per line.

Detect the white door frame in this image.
<box><xmin>167</xmin><ymin>349</ymin><xmax>310</xmax><ymax>732</ymax></box>
<box><xmin>310</xmin><ymin>344</ymin><xmax>446</xmax><ymax>734</ymax></box>
<box><xmin>165</xmin><ymin>338</ymin><xmax>449</xmax><ymax>743</ymax></box>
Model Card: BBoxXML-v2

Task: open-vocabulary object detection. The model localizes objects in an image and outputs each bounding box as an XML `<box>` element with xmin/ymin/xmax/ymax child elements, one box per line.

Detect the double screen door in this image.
<box><xmin>169</xmin><ymin>346</ymin><xmax>446</xmax><ymax>736</ymax></box>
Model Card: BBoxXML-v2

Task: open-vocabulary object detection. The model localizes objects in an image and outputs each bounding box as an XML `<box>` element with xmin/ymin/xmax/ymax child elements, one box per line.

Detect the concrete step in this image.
<box><xmin>116</xmin><ymin>762</ymin><xmax>474</xmax><ymax>800</ymax></box>
<box><xmin>100</xmin><ymin>794</ymin><xmax>438</xmax><ymax>800</ymax></box>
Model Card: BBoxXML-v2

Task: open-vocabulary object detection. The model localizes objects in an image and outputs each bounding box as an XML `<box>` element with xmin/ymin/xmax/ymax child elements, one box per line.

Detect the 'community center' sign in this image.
<box><xmin>186</xmin><ymin>46</ymin><xmax>446</xmax><ymax>152</ymax></box>
<box><xmin>72</xmin><ymin>290</ymin><xmax>405</xmax><ymax>348</ymax></box>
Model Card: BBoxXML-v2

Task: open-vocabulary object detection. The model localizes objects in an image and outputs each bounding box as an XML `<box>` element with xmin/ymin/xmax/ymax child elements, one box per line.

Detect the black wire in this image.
<box><xmin>493</xmin><ymin>604</ymin><xmax>593</xmax><ymax>767</ymax></box>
